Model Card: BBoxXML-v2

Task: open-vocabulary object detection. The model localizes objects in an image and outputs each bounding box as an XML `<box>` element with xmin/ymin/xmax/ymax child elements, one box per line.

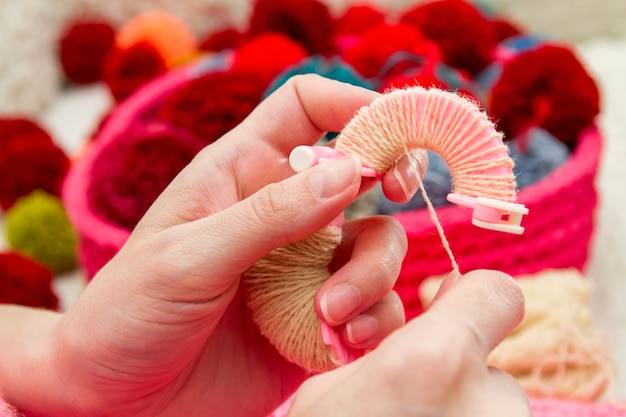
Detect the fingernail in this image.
<box><xmin>392</xmin><ymin>158</ymin><xmax>419</xmax><ymax>201</ymax></box>
<box><xmin>309</xmin><ymin>156</ymin><xmax>361</xmax><ymax>199</ymax></box>
<box><xmin>346</xmin><ymin>314</ymin><xmax>379</xmax><ymax>345</ymax></box>
<box><xmin>320</xmin><ymin>283</ymin><xmax>361</xmax><ymax>324</ymax></box>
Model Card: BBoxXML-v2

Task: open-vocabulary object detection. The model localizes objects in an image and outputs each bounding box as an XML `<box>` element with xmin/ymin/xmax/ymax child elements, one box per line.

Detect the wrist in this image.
<box><xmin>0</xmin><ymin>306</ymin><xmax>62</xmax><ymax>416</ymax></box>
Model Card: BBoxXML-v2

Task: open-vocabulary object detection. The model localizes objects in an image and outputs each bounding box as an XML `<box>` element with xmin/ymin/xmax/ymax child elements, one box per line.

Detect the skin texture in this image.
<box><xmin>0</xmin><ymin>75</ymin><xmax>529</xmax><ymax>417</ymax></box>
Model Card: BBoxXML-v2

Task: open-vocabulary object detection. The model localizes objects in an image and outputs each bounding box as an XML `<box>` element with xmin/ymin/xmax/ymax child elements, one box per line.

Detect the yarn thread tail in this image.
<box><xmin>244</xmin><ymin>86</ymin><xmax>519</xmax><ymax>372</ymax></box>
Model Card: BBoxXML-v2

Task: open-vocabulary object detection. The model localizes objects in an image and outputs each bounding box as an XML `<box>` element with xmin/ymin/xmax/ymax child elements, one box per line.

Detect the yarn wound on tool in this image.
<box><xmin>244</xmin><ymin>85</ymin><xmax>518</xmax><ymax>372</ymax></box>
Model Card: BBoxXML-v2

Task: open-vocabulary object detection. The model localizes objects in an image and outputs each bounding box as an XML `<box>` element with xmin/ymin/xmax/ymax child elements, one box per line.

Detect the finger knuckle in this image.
<box><xmin>249</xmin><ymin>183</ymin><xmax>295</xmax><ymax>229</ymax></box>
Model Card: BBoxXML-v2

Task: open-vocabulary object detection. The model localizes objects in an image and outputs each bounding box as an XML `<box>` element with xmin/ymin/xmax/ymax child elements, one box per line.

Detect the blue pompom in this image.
<box><xmin>509</xmin><ymin>127</ymin><xmax>570</xmax><ymax>189</ymax></box>
<box><xmin>263</xmin><ymin>55</ymin><xmax>374</xmax><ymax>99</ymax></box>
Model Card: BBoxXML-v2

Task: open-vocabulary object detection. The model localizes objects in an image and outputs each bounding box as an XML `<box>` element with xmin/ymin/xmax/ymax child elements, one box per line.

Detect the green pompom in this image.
<box><xmin>5</xmin><ymin>189</ymin><xmax>78</xmax><ymax>274</ymax></box>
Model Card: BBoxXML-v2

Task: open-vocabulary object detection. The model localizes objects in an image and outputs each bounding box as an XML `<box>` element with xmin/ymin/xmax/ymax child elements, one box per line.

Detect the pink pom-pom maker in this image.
<box><xmin>289</xmin><ymin>144</ymin><xmax>380</xmax><ymax>178</ymax></box>
<box><xmin>290</xmin><ymin>143</ymin><xmax>529</xmax><ymax>365</ymax></box>
<box><xmin>289</xmin><ymin>145</ymin><xmax>529</xmax><ymax>235</ymax></box>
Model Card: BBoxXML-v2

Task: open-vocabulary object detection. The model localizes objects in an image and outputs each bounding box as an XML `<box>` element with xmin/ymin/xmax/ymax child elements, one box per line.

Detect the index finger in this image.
<box><xmin>424</xmin><ymin>270</ymin><xmax>525</xmax><ymax>359</ymax></box>
<box><xmin>236</xmin><ymin>74</ymin><xmax>380</xmax><ymax>155</ymax></box>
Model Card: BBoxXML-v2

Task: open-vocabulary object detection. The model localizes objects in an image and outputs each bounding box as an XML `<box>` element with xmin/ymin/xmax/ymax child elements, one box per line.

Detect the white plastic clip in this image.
<box><xmin>289</xmin><ymin>145</ymin><xmax>379</xmax><ymax>177</ymax></box>
<box><xmin>447</xmin><ymin>193</ymin><xmax>529</xmax><ymax>235</ymax></box>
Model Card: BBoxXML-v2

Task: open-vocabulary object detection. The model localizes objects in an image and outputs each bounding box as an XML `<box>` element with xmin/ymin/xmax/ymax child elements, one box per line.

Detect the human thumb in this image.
<box><xmin>141</xmin><ymin>155</ymin><xmax>362</xmax><ymax>292</ymax></box>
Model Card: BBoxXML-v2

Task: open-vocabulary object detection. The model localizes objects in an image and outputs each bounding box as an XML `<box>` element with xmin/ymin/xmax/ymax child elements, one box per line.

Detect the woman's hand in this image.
<box><xmin>4</xmin><ymin>75</ymin><xmax>419</xmax><ymax>417</ymax></box>
<box><xmin>287</xmin><ymin>270</ymin><xmax>531</xmax><ymax>417</ymax></box>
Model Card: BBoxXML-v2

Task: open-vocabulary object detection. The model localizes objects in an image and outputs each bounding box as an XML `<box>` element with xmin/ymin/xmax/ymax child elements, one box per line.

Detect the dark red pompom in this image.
<box><xmin>102</xmin><ymin>41</ymin><xmax>167</xmax><ymax>102</ymax></box>
<box><xmin>157</xmin><ymin>68</ymin><xmax>268</xmax><ymax>143</ymax></box>
<box><xmin>335</xmin><ymin>5</ymin><xmax>386</xmax><ymax>38</ymax></box>
<box><xmin>0</xmin><ymin>119</ymin><xmax>70</xmax><ymax>210</ymax></box>
<box><xmin>0</xmin><ymin>118</ymin><xmax>53</xmax><ymax>146</ymax></box>
<box><xmin>87</xmin><ymin>123</ymin><xmax>204</xmax><ymax>230</ymax></box>
<box><xmin>489</xmin><ymin>44</ymin><xmax>600</xmax><ymax>147</ymax></box>
<box><xmin>341</xmin><ymin>23</ymin><xmax>441</xmax><ymax>79</ymax></box>
<box><xmin>491</xmin><ymin>17</ymin><xmax>524</xmax><ymax>43</ymax></box>
<box><xmin>400</xmin><ymin>0</ymin><xmax>496</xmax><ymax>76</ymax></box>
<box><xmin>59</xmin><ymin>19</ymin><xmax>116</xmax><ymax>84</ymax></box>
<box><xmin>158</xmin><ymin>34</ymin><xmax>305</xmax><ymax>143</ymax></box>
<box><xmin>199</xmin><ymin>27</ymin><xmax>245</xmax><ymax>52</ymax></box>
<box><xmin>380</xmin><ymin>70</ymin><xmax>448</xmax><ymax>92</ymax></box>
<box><xmin>248</xmin><ymin>0</ymin><xmax>336</xmax><ymax>55</ymax></box>
<box><xmin>0</xmin><ymin>252</ymin><xmax>58</xmax><ymax>310</ymax></box>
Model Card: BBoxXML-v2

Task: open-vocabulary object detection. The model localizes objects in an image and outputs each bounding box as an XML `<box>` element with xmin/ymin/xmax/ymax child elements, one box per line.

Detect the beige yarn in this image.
<box><xmin>244</xmin><ymin>226</ymin><xmax>343</xmax><ymax>372</ymax></box>
<box><xmin>244</xmin><ymin>87</ymin><xmax>518</xmax><ymax>372</ymax></box>
<box><xmin>420</xmin><ymin>269</ymin><xmax>614</xmax><ymax>401</ymax></box>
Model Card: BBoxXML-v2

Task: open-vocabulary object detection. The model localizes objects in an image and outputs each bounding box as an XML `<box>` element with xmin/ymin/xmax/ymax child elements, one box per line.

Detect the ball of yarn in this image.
<box><xmin>0</xmin><ymin>252</ymin><xmax>58</xmax><ymax>310</ymax></box>
<box><xmin>341</xmin><ymin>23</ymin><xmax>441</xmax><ymax>80</ymax></box>
<box><xmin>103</xmin><ymin>41</ymin><xmax>167</xmax><ymax>102</ymax></box>
<box><xmin>419</xmin><ymin>269</ymin><xmax>613</xmax><ymax>402</ymax></box>
<box><xmin>87</xmin><ymin>122</ymin><xmax>205</xmax><ymax>231</ymax></box>
<box><xmin>508</xmin><ymin>128</ymin><xmax>570</xmax><ymax>189</ymax></box>
<box><xmin>490</xmin><ymin>44</ymin><xmax>600</xmax><ymax>148</ymax></box>
<box><xmin>247</xmin><ymin>0</ymin><xmax>335</xmax><ymax>56</ymax></box>
<box><xmin>115</xmin><ymin>10</ymin><xmax>198</xmax><ymax>67</ymax></box>
<box><xmin>59</xmin><ymin>18</ymin><xmax>116</xmax><ymax>84</ymax></box>
<box><xmin>0</xmin><ymin>119</ymin><xmax>70</xmax><ymax>210</ymax></box>
<box><xmin>400</xmin><ymin>0</ymin><xmax>497</xmax><ymax>77</ymax></box>
<box><xmin>5</xmin><ymin>190</ymin><xmax>78</xmax><ymax>274</ymax></box>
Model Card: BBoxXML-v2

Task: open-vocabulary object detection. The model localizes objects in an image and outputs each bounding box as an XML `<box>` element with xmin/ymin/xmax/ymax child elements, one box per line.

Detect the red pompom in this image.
<box><xmin>59</xmin><ymin>19</ymin><xmax>116</xmax><ymax>84</ymax></box>
<box><xmin>102</xmin><ymin>42</ymin><xmax>167</xmax><ymax>102</ymax></box>
<box><xmin>0</xmin><ymin>252</ymin><xmax>58</xmax><ymax>310</ymax></box>
<box><xmin>380</xmin><ymin>70</ymin><xmax>448</xmax><ymax>92</ymax></box>
<box><xmin>87</xmin><ymin>123</ymin><xmax>204</xmax><ymax>230</ymax></box>
<box><xmin>199</xmin><ymin>27</ymin><xmax>245</xmax><ymax>52</ymax></box>
<box><xmin>491</xmin><ymin>17</ymin><xmax>524</xmax><ymax>43</ymax></box>
<box><xmin>232</xmin><ymin>33</ymin><xmax>308</xmax><ymax>86</ymax></box>
<box><xmin>489</xmin><ymin>44</ymin><xmax>600</xmax><ymax>147</ymax></box>
<box><xmin>379</xmin><ymin>65</ymin><xmax>480</xmax><ymax>104</ymax></box>
<box><xmin>341</xmin><ymin>23</ymin><xmax>441</xmax><ymax>80</ymax></box>
<box><xmin>0</xmin><ymin>118</ymin><xmax>52</xmax><ymax>146</ymax></box>
<box><xmin>0</xmin><ymin>119</ymin><xmax>70</xmax><ymax>210</ymax></box>
<box><xmin>400</xmin><ymin>0</ymin><xmax>496</xmax><ymax>76</ymax></box>
<box><xmin>335</xmin><ymin>5</ymin><xmax>386</xmax><ymax>38</ymax></box>
<box><xmin>248</xmin><ymin>0</ymin><xmax>336</xmax><ymax>55</ymax></box>
<box><xmin>157</xmin><ymin>68</ymin><xmax>268</xmax><ymax>143</ymax></box>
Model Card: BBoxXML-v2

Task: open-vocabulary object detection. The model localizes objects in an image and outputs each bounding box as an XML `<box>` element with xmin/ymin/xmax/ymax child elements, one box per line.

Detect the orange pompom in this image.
<box><xmin>115</xmin><ymin>11</ymin><xmax>198</xmax><ymax>67</ymax></box>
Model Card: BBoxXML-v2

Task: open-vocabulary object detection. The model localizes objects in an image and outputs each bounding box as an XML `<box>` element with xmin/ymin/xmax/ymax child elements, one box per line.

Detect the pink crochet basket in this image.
<box><xmin>394</xmin><ymin>124</ymin><xmax>602</xmax><ymax>318</ymax></box>
<box><xmin>63</xmin><ymin>54</ymin><xmax>232</xmax><ymax>278</ymax></box>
